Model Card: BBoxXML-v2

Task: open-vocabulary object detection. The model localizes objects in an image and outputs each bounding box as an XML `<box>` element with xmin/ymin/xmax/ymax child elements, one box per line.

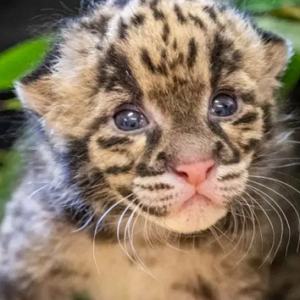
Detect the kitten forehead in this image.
<box><xmin>18</xmin><ymin>0</ymin><xmax>289</xmax><ymax>138</ymax></box>
<box><xmin>91</xmin><ymin>0</ymin><xmax>265</xmax><ymax>121</ymax></box>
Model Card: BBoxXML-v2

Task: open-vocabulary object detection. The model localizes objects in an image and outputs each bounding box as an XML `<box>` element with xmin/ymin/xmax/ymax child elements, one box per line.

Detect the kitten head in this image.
<box><xmin>16</xmin><ymin>0</ymin><xmax>292</xmax><ymax>234</ymax></box>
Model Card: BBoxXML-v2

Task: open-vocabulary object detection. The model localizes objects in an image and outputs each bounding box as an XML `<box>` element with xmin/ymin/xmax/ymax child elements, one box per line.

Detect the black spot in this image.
<box><xmin>117</xmin><ymin>186</ymin><xmax>137</xmax><ymax>202</ymax></box>
<box><xmin>174</xmin><ymin>4</ymin><xmax>187</xmax><ymax>23</ymax></box>
<box><xmin>242</xmin><ymin>138</ymin><xmax>260</xmax><ymax>153</ymax></box>
<box><xmin>226</xmin><ymin>50</ymin><xmax>243</xmax><ymax>75</ymax></box>
<box><xmin>240</xmin><ymin>91</ymin><xmax>256</xmax><ymax>104</ymax></box>
<box><xmin>99</xmin><ymin>45</ymin><xmax>141</xmax><ymax>94</ymax></box>
<box><xmin>131</xmin><ymin>13</ymin><xmax>145</xmax><ymax>26</ymax></box>
<box><xmin>161</xmin><ymin>49</ymin><xmax>167</xmax><ymax>60</ymax></box>
<box><xmin>261</xmin><ymin>104</ymin><xmax>273</xmax><ymax>134</ymax></box>
<box><xmin>188</xmin><ymin>13</ymin><xmax>206</xmax><ymax>29</ymax></box>
<box><xmin>81</xmin><ymin>15</ymin><xmax>111</xmax><ymax>36</ymax></box>
<box><xmin>172</xmin><ymin>39</ymin><xmax>178</xmax><ymax>50</ymax></box>
<box><xmin>162</xmin><ymin>23</ymin><xmax>170</xmax><ymax>44</ymax></box>
<box><xmin>144</xmin><ymin>128</ymin><xmax>162</xmax><ymax>158</ymax></box>
<box><xmin>87</xmin><ymin>116</ymin><xmax>109</xmax><ymax>138</ymax></box>
<box><xmin>187</xmin><ymin>38</ymin><xmax>197</xmax><ymax>68</ymax></box>
<box><xmin>156</xmin><ymin>151</ymin><xmax>168</xmax><ymax>162</ymax></box>
<box><xmin>150</xmin><ymin>0</ymin><xmax>165</xmax><ymax>20</ymax></box>
<box><xmin>66</xmin><ymin>138</ymin><xmax>90</xmax><ymax>171</ymax></box>
<box><xmin>141</xmin><ymin>204</ymin><xmax>168</xmax><ymax>216</ymax></box>
<box><xmin>105</xmin><ymin>162</ymin><xmax>133</xmax><ymax>174</ymax></box>
<box><xmin>136</xmin><ymin>163</ymin><xmax>165</xmax><ymax>177</ymax></box>
<box><xmin>140</xmin><ymin>48</ymin><xmax>157</xmax><ymax>73</ymax></box>
<box><xmin>203</xmin><ymin>6</ymin><xmax>217</xmax><ymax>22</ymax></box>
<box><xmin>118</xmin><ymin>18</ymin><xmax>128</xmax><ymax>39</ymax></box>
<box><xmin>97</xmin><ymin>136</ymin><xmax>132</xmax><ymax>149</ymax></box>
<box><xmin>178</xmin><ymin>52</ymin><xmax>184</xmax><ymax>64</ymax></box>
<box><xmin>218</xmin><ymin>172</ymin><xmax>241</xmax><ymax>181</ymax></box>
<box><xmin>210</xmin><ymin>33</ymin><xmax>234</xmax><ymax>87</ymax></box>
<box><xmin>213</xmin><ymin>141</ymin><xmax>224</xmax><ymax>160</ymax></box>
<box><xmin>232</xmin><ymin>112</ymin><xmax>258</xmax><ymax>126</ymax></box>
<box><xmin>136</xmin><ymin>183</ymin><xmax>173</xmax><ymax>191</ymax></box>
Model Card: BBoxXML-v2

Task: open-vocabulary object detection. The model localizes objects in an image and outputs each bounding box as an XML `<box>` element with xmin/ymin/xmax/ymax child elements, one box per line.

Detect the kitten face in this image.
<box><xmin>17</xmin><ymin>0</ymin><xmax>290</xmax><ymax>234</ymax></box>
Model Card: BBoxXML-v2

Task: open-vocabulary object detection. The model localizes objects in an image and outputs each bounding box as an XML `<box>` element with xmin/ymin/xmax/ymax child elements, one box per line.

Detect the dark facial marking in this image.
<box><xmin>140</xmin><ymin>48</ymin><xmax>168</xmax><ymax>75</ymax></box>
<box><xmin>150</xmin><ymin>0</ymin><xmax>165</xmax><ymax>20</ymax></box>
<box><xmin>117</xmin><ymin>186</ymin><xmax>137</xmax><ymax>202</ymax></box>
<box><xmin>225</xmin><ymin>50</ymin><xmax>243</xmax><ymax>75</ymax></box>
<box><xmin>136</xmin><ymin>163</ymin><xmax>165</xmax><ymax>177</ymax></box>
<box><xmin>210</xmin><ymin>33</ymin><xmax>234</xmax><ymax>87</ymax></box>
<box><xmin>172</xmin><ymin>39</ymin><xmax>178</xmax><ymax>50</ymax></box>
<box><xmin>241</xmin><ymin>138</ymin><xmax>260</xmax><ymax>153</ymax></box>
<box><xmin>187</xmin><ymin>38</ymin><xmax>197</xmax><ymax>68</ymax></box>
<box><xmin>140</xmin><ymin>48</ymin><xmax>156</xmax><ymax>73</ymax></box>
<box><xmin>239</xmin><ymin>91</ymin><xmax>256</xmax><ymax>104</ymax></box>
<box><xmin>162</xmin><ymin>23</ymin><xmax>170</xmax><ymax>44</ymax></box>
<box><xmin>118</xmin><ymin>18</ymin><xmax>128</xmax><ymax>39</ymax></box>
<box><xmin>87</xmin><ymin>116</ymin><xmax>110</xmax><ymax>138</ymax></box>
<box><xmin>66</xmin><ymin>138</ymin><xmax>89</xmax><ymax>172</ymax></box>
<box><xmin>188</xmin><ymin>13</ymin><xmax>206</xmax><ymax>30</ymax></box>
<box><xmin>144</xmin><ymin>128</ymin><xmax>162</xmax><ymax>158</ymax></box>
<box><xmin>131</xmin><ymin>13</ymin><xmax>146</xmax><ymax>26</ymax></box>
<box><xmin>232</xmin><ymin>111</ymin><xmax>258</xmax><ymax>126</ymax></box>
<box><xmin>97</xmin><ymin>136</ymin><xmax>133</xmax><ymax>149</ymax></box>
<box><xmin>218</xmin><ymin>172</ymin><xmax>242</xmax><ymax>181</ymax></box>
<box><xmin>261</xmin><ymin>104</ymin><xmax>273</xmax><ymax>134</ymax></box>
<box><xmin>135</xmin><ymin>183</ymin><xmax>173</xmax><ymax>191</ymax></box>
<box><xmin>81</xmin><ymin>15</ymin><xmax>111</xmax><ymax>36</ymax></box>
<box><xmin>174</xmin><ymin>4</ymin><xmax>187</xmax><ymax>23</ymax></box>
<box><xmin>203</xmin><ymin>5</ymin><xmax>217</xmax><ymax>22</ymax></box>
<box><xmin>99</xmin><ymin>45</ymin><xmax>141</xmax><ymax>94</ymax></box>
<box><xmin>104</xmin><ymin>162</ymin><xmax>133</xmax><ymax>175</ymax></box>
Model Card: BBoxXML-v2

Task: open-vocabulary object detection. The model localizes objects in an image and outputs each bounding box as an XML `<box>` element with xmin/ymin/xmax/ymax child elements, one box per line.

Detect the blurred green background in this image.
<box><xmin>1</xmin><ymin>0</ymin><xmax>300</xmax><ymax>219</ymax></box>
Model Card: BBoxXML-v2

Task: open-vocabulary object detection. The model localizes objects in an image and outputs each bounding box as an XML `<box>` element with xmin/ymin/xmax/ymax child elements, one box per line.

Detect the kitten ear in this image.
<box><xmin>14</xmin><ymin>48</ymin><xmax>58</xmax><ymax>116</ymax></box>
<box><xmin>257</xmin><ymin>29</ymin><xmax>293</xmax><ymax>78</ymax></box>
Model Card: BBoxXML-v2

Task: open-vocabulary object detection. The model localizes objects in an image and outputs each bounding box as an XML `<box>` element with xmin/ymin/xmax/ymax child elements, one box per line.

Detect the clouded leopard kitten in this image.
<box><xmin>1</xmin><ymin>0</ymin><xmax>300</xmax><ymax>299</ymax></box>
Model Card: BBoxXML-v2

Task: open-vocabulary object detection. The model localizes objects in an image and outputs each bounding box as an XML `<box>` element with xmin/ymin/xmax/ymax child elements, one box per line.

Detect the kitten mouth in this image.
<box><xmin>180</xmin><ymin>194</ymin><xmax>224</xmax><ymax>210</ymax></box>
<box><xmin>182</xmin><ymin>194</ymin><xmax>211</xmax><ymax>207</ymax></box>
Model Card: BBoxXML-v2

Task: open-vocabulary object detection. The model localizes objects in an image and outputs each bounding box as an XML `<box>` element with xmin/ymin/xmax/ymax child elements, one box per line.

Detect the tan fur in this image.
<box><xmin>0</xmin><ymin>0</ymin><xmax>295</xmax><ymax>299</ymax></box>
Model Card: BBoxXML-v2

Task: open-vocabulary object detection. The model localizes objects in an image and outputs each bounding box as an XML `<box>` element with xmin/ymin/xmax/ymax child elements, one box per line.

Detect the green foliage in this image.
<box><xmin>0</xmin><ymin>37</ymin><xmax>50</xmax><ymax>90</ymax></box>
<box><xmin>235</xmin><ymin>0</ymin><xmax>300</xmax><ymax>13</ymax></box>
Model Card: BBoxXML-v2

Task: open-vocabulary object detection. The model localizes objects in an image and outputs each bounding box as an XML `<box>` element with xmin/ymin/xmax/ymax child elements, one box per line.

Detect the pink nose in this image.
<box><xmin>175</xmin><ymin>160</ymin><xmax>215</xmax><ymax>186</ymax></box>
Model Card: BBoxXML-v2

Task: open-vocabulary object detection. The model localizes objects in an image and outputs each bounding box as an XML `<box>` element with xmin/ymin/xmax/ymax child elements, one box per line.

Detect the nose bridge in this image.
<box><xmin>168</xmin><ymin>128</ymin><xmax>215</xmax><ymax>166</ymax></box>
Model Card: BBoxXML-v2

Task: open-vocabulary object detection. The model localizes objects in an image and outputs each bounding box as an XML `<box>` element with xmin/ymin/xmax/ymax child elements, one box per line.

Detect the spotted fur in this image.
<box><xmin>1</xmin><ymin>0</ymin><xmax>300</xmax><ymax>299</ymax></box>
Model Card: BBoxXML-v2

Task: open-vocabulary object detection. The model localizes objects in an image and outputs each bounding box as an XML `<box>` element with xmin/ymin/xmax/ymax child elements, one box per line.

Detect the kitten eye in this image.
<box><xmin>210</xmin><ymin>94</ymin><xmax>237</xmax><ymax>117</ymax></box>
<box><xmin>114</xmin><ymin>108</ymin><xmax>149</xmax><ymax>131</ymax></box>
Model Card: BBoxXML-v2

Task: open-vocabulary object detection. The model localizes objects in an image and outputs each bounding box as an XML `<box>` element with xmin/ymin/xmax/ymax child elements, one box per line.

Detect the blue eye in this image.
<box><xmin>114</xmin><ymin>109</ymin><xmax>148</xmax><ymax>131</ymax></box>
<box><xmin>210</xmin><ymin>94</ymin><xmax>237</xmax><ymax>117</ymax></box>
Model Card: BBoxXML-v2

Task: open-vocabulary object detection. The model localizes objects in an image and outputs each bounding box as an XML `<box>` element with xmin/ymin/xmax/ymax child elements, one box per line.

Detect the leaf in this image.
<box><xmin>271</xmin><ymin>6</ymin><xmax>300</xmax><ymax>21</ymax></box>
<box><xmin>281</xmin><ymin>53</ymin><xmax>300</xmax><ymax>94</ymax></box>
<box><xmin>0</xmin><ymin>37</ymin><xmax>50</xmax><ymax>90</ymax></box>
<box><xmin>0</xmin><ymin>150</ymin><xmax>22</xmax><ymax>220</ymax></box>
<box><xmin>234</xmin><ymin>0</ymin><xmax>285</xmax><ymax>12</ymax></box>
